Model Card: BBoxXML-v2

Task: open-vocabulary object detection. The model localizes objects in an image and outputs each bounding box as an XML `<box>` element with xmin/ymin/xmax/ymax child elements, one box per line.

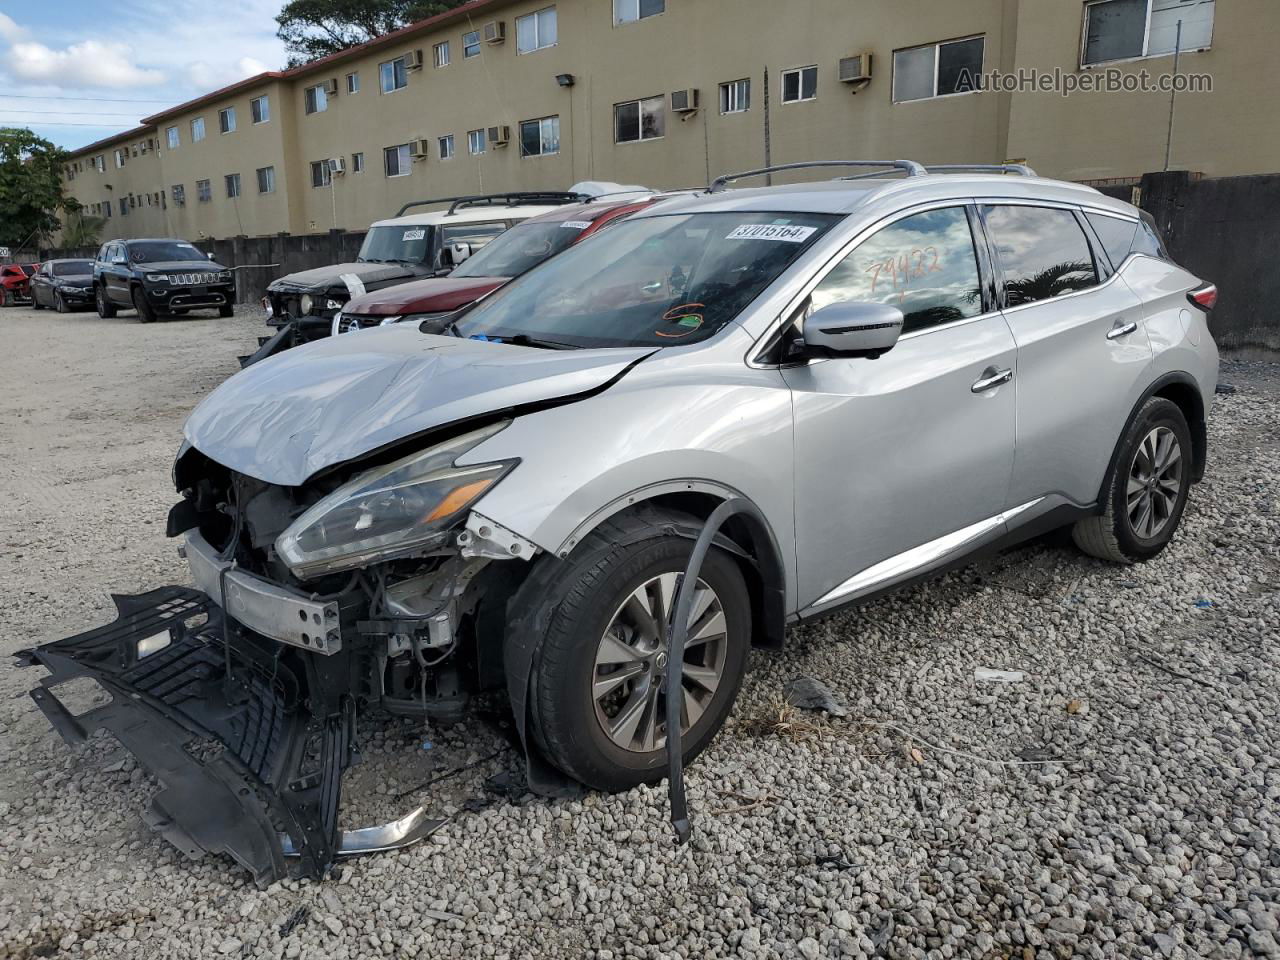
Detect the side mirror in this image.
<box><xmin>801</xmin><ymin>301</ymin><xmax>904</xmax><ymax>359</ymax></box>
<box><xmin>207</xmin><ymin>252</ymin><xmax>216</xmax><ymax>261</ymax></box>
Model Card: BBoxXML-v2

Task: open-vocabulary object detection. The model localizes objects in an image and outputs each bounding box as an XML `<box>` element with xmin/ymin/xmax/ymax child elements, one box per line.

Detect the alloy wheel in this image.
<box><xmin>1127</xmin><ymin>426</ymin><xmax>1182</xmax><ymax>539</ymax></box>
<box><xmin>592</xmin><ymin>572</ymin><xmax>728</xmax><ymax>753</ymax></box>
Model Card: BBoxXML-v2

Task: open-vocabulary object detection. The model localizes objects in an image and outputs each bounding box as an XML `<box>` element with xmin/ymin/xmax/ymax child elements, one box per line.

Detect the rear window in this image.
<box><xmin>983</xmin><ymin>205</ymin><xmax>1099</xmax><ymax>307</ymax></box>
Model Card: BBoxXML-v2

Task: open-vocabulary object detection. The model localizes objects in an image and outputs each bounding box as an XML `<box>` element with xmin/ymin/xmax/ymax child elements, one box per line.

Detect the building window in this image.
<box><xmin>380</xmin><ymin>57</ymin><xmax>409</xmax><ymax>93</ymax></box>
<box><xmin>191</xmin><ymin>117</ymin><xmax>206</xmax><ymax>142</ymax></box>
<box><xmin>719</xmin><ymin>78</ymin><xmax>750</xmax><ymax>113</ymax></box>
<box><xmin>305</xmin><ymin>84</ymin><xmax>328</xmax><ymax>114</ymax></box>
<box><xmin>251</xmin><ymin>95</ymin><xmax>270</xmax><ymax>124</ymax></box>
<box><xmin>519</xmin><ymin>115</ymin><xmax>560</xmax><ymax>157</ymax></box>
<box><xmin>892</xmin><ymin>36</ymin><xmax>985</xmax><ymax>102</ymax></box>
<box><xmin>219</xmin><ymin>107</ymin><xmax>236</xmax><ymax>133</ymax></box>
<box><xmin>781</xmin><ymin>66</ymin><xmax>818</xmax><ymax>103</ymax></box>
<box><xmin>311</xmin><ymin>160</ymin><xmax>332</xmax><ymax>187</ymax></box>
<box><xmin>516</xmin><ymin>6</ymin><xmax>557</xmax><ymax>54</ymax></box>
<box><xmin>94</xmin><ymin>155</ymin><xmax>105</xmax><ymax>172</ymax></box>
<box><xmin>614</xmin><ymin>95</ymin><xmax>665</xmax><ymax>143</ymax></box>
<box><xmin>438</xmin><ymin>135</ymin><xmax>455</xmax><ymax>160</ymax></box>
<box><xmin>225</xmin><ymin>173</ymin><xmax>241</xmax><ymax>198</ymax></box>
<box><xmin>467</xmin><ymin>128</ymin><xmax>486</xmax><ymax>155</ymax></box>
<box><xmin>434</xmin><ymin>41</ymin><xmax>451</xmax><ymax>67</ymax></box>
<box><xmin>614</xmin><ymin>0</ymin><xmax>663</xmax><ymax>24</ymax></box>
<box><xmin>166</xmin><ymin>126</ymin><xmax>180</xmax><ymax>149</ymax></box>
<box><xmin>463</xmin><ymin>30</ymin><xmax>481</xmax><ymax>58</ymax></box>
<box><xmin>1083</xmin><ymin>0</ymin><xmax>1214</xmax><ymax>66</ymax></box>
<box><xmin>172</xmin><ymin>184</ymin><xmax>186</xmax><ymax>206</ymax></box>
<box><xmin>384</xmin><ymin>143</ymin><xmax>412</xmax><ymax>177</ymax></box>
<box><xmin>352</xmin><ymin>151</ymin><xmax>365</xmax><ymax>173</ymax></box>
<box><xmin>256</xmin><ymin>166</ymin><xmax>276</xmax><ymax>194</ymax></box>
<box><xmin>114</xmin><ymin>148</ymin><xmax>126</xmax><ymax>168</ymax></box>
<box><xmin>196</xmin><ymin>179</ymin><xmax>212</xmax><ymax>203</ymax></box>
<box><xmin>119</xmin><ymin>198</ymin><xmax>129</xmax><ymax>216</ymax></box>
<box><xmin>346</xmin><ymin>72</ymin><xmax>360</xmax><ymax>93</ymax></box>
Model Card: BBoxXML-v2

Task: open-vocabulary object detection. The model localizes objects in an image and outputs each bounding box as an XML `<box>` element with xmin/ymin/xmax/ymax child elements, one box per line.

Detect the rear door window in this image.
<box><xmin>982</xmin><ymin>205</ymin><xmax>1099</xmax><ymax>307</ymax></box>
<box><xmin>808</xmin><ymin>206</ymin><xmax>984</xmax><ymax>334</ymax></box>
<box><xmin>1085</xmin><ymin>213</ymin><xmax>1139</xmax><ymax>270</ymax></box>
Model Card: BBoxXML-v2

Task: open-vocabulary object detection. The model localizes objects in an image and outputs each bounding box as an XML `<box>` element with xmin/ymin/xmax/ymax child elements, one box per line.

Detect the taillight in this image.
<box><xmin>1187</xmin><ymin>284</ymin><xmax>1217</xmax><ymax>311</ymax></box>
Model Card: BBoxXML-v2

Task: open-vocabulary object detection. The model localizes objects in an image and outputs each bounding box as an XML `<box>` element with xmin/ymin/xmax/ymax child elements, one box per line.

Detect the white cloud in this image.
<box><xmin>9</xmin><ymin>39</ymin><xmax>166</xmax><ymax>88</ymax></box>
<box><xmin>0</xmin><ymin>13</ymin><xmax>28</xmax><ymax>43</ymax></box>
<box><xmin>186</xmin><ymin>56</ymin><xmax>270</xmax><ymax>90</ymax></box>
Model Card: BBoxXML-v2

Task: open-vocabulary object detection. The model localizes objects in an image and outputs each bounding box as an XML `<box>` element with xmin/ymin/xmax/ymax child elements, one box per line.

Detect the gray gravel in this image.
<box><xmin>1</xmin><ymin>303</ymin><xmax>1278</xmax><ymax>959</ymax></box>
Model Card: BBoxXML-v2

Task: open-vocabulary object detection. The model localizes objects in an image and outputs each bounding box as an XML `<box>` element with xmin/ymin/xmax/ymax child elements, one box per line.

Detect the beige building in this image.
<box><xmin>61</xmin><ymin>0</ymin><xmax>1270</xmax><ymax>242</ymax></box>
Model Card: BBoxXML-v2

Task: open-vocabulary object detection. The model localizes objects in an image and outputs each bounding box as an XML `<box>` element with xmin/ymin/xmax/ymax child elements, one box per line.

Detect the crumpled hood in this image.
<box><xmin>185</xmin><ymin>325</ymin><xmax>653</xmax><ymax>486</ymax></box>
<box><xmin>345</xmin><ymin>276</ymin><xmax>508</xmax><ymax>316</ymax></box>
<box><xmin>268</xmin><ymin>261</ymin><xmax>419</xmax><ymax>293</ymax></box>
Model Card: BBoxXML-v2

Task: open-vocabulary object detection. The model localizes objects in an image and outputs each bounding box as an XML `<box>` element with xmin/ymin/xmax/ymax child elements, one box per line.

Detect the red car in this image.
<box><xmin>333</xmin><ymin>196</ymin><xmax>664</xmax><ymax>334</ymax></box>
<box><xmin>2</xmin><ymin>263</ymin><xmax>39</xmax><ymax>307</ymax></box>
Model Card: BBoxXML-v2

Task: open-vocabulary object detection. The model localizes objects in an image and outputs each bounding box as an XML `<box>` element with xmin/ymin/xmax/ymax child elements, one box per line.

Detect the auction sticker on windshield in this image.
<box><xmin>726</xmin><ymin>224</ymin><xmax>819</xmax><ymax>242</ymax></box>
<box><xmin>560</xmin><ymin>221</ymin><xmax>593</xmax><ymax>230</ymax></box>
<box><xmin>402</xmin><ymin>229</ymin><xmax>426</xmax><ymax>241</ymax></box>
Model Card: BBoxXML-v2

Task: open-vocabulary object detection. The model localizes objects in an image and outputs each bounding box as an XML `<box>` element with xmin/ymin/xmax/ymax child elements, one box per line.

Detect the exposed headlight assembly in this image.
<box><xmin>276</xmin><ymin>422</ymin><xmax>516</xmax><ymax>579</ymax></box>
<box><xmin>300</xmin><ymin>294</ymin><xmax>314</xmax><ymax>315</ymax></box>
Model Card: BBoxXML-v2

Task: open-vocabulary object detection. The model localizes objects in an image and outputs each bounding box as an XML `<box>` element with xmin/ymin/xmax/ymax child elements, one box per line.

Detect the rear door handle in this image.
<box><xmin>1107</xmin><ymin>320</ymin><xmax>1138</xmax><ymax>340</ymax></box>
<box><xmin>971</xmin><ymin>367</ymin><xmax>1013</xmax><ymax>393</ymax></box>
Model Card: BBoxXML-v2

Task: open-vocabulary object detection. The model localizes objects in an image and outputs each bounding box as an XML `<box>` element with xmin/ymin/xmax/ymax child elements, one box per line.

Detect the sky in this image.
<box><xmin>0</xmin><ymin>0</ymin><xmax>288</xmax><ymax>150</ymax></box>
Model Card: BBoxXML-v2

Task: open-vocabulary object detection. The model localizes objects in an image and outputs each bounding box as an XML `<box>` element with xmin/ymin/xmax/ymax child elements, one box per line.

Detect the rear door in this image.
<box><xmin>980</xmin><ymin>202</ymin><xmax>1151</xmax><ymax>510</ymax></box>
<box><xmin>784</xmin><ymin>204</ymin><xmax>1018</xmax><ymax>614</ymax></box>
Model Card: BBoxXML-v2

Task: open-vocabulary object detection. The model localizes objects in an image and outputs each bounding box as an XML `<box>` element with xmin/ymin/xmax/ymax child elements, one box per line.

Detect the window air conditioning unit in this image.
<box><xmin>671</xmin><ymin>88</ymin><xmax>700</xmax><ymax>113</ymax></box>
<box><xmin>324</xmin><ymin>77</ymin><xmax>340</xmax><ymax>95</ymax></box>
<box><xmin>140</xmin><ymin>141</ymin><xmax>149</xmax><ymax>154</ymax></box>
<box><xmin>407</xmin><ymin>49</ymin><xmax>424</xmax><ymax>70</ymax></box>
<box><xmin>483</xmin><ymin>20</ymin><xmax>506</xmax><ymax>44</ymax></box>
<box><xmin>839</xmin><ymin>52</ymin><xmax>873</xmax><ymax>84</ymax></box>
<box><xmin>410</xmin><ymin>138</ymin><xmax>431</xmax><ymax>159</ymax></box>
<box><xmin>488</xmin><ymin>125</ymin><xmax>510</xmax><ymax>146</ymax></box>
<box><xmin>328</xmin><ymin>156</ymin><xmax>346</xmax><ymax>175</ymax></box>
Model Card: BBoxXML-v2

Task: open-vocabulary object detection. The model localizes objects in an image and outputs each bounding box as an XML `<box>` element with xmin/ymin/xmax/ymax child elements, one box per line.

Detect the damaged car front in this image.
<box><xmin>21</xmin><ymin>200</ymin><xmax>843</xmax><ymax>881</ymax></box>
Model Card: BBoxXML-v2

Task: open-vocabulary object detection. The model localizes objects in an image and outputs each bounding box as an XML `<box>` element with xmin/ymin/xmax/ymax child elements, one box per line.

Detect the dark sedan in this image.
<box><xmin>31</xmin><ymin>259</ymin><xmax>95</xmax><ymax>313</ymax></box>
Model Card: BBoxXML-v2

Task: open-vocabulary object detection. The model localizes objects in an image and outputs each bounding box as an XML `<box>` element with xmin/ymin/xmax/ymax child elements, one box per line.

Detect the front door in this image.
<box><xmin>783</xmin><ymin>205</ymin><xmax>1018</xmax><ymax>614</ymax></box>
<box><xmin>980</xmin><ymin>203</ymin><xmax>1152</xmax><ymax>509</ymax></box>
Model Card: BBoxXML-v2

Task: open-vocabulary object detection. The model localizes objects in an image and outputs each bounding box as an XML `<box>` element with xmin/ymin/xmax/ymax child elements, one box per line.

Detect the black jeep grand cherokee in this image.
<box><xmin>94</xmin><ymin>238</ymin><xmax>235</xmax><ymax>323</ymax></box>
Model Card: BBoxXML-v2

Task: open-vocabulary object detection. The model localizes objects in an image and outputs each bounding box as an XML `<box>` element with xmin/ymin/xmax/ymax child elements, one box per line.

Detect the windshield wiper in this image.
<box><xmin>500</xmin><ymin>334</ymin><xmax>576</xmax><ymax>350</ymax></box>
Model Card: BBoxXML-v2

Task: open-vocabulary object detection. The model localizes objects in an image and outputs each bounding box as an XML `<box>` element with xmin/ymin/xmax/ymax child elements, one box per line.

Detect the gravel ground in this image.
<box><xmin>1</xmin><ymin>303</ymin><xmax>1278</xmax><ymax>960</ymax></box>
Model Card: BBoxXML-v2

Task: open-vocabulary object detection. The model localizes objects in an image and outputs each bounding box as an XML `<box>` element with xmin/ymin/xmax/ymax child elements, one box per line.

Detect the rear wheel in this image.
<box><xmin>520</xmin><ymin>510</ymin><xmax>751</xmax><ymax>792</ymax></box>
<box><xmin>1073</xmin><ymin>396</ymin><xmax>1192</xmax><ymax>563</ymax></box>
<box><xmin>131</xmin><ymin>286</ymin><xmax>157</xmax><ymax>323</ymax></box>
<box><xmin>95</xmin><ymin>285</ymin><xmax>116</xmax><ymax>318</ymax></box>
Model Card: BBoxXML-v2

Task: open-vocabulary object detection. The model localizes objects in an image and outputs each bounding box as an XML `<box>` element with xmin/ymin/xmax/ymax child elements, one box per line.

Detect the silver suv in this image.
<box><xmin>22</xmin><ymin>162</ymin><xmax>1219</xmax><ymax>881</ymax></box>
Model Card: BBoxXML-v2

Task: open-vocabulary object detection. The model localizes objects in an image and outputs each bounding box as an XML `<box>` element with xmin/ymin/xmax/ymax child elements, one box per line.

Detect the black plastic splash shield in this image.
<box><xmin>15</xmin><ymin>586</ymin><xmax>355</xmax><ymax>884</ymax></box>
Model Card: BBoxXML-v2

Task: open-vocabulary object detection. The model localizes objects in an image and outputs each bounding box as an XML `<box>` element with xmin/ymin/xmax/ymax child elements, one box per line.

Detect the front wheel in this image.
<box><xmin>55</xmin><ymin>291</ymin><xmax>68</xmax><ymax>313</ymax></box>
<box><xmin>95</xmin><ymin>285</ymin><xmax>117</xmax><ymax>318</ymax></box>
<box><xmin>1073</xmin><ymin>396</ymin><xmax>1193</xmax><ymax>563</ymax></box>
<box><xmin>218</xmin><ymin>304</ymin><xmax>234</xmax><ymax>318</ymax></box>
<box><xmin>2</xmin><ymin>289</ymin><xmax>12</xmax><ymax>308</ymax></box>
<box><xmin>131</xmin><ymin>286</ymin><xmax>157</xmax><ymax>323</ymax></box>
<box><xmin>520</xmin><ymin>510</ymin><xmax>751</xmax><ymax>792</ymax></box>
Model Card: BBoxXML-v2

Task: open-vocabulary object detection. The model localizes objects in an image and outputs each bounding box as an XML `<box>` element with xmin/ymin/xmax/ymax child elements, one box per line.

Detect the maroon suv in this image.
<box><xmin>334</xmin><ymin>196</ymin><xmax>661</xmax><ymax>334</ymax></box>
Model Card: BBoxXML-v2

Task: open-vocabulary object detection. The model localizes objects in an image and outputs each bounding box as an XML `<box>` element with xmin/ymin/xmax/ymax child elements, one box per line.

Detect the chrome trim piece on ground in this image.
<box><xmin>280</xmin><ymin>806</ymin><xmax>446</xmax><ymax>858</ymax></box>
<box><xmin>813</xmin><ymin>498</ymin><xmax>1045</xmax><ymax>608</ymax></box>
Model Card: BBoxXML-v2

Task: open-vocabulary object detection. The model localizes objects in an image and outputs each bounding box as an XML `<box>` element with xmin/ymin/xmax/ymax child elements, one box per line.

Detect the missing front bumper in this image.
<box><xmin>17</xmin><ymin>586</ymin><xmax>443</xmax><ymax>883</ymax></box>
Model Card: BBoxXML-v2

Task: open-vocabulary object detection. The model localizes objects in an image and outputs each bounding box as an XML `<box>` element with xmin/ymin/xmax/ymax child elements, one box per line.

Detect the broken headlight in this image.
<box><xmin>275</xmin><ymin>422</ymin><xmax>516</xmax><ymax>579</ymax></box>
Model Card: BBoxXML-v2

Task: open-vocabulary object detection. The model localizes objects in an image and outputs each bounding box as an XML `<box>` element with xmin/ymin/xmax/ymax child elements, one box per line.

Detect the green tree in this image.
<box><xmin>61</xmin><ymin>209</ymin><xmax>107</xmax><ymax>248</ymax></box>
<box><xmin>0</xmin><ymin>128</ymin><xmax>72</xmax><ymax>249</ymax></box>
<box><xmin>276</xmin><ymin>0</ymin><xmax>470</xmax><ymax>65</ymax></box>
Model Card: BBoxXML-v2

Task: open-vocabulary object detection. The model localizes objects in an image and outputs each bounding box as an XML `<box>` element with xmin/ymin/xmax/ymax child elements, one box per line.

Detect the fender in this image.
<box><xmin>1095</xmin><ymin>370</ymin><xmax>1208</xmax><ymax>507</ymax></box>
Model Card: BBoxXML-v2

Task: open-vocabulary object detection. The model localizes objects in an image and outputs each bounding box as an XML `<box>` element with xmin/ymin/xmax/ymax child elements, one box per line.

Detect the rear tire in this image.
<box><xmin>95</xmin><ymin>285</ymin><xmax>116</xmax><ymax>318</ymax></box>
<box><xmin>1072</xmin><ymin>396</ymin><xmax>1192</xmax><ymax>563</ymax></box>
<box><xmin>518</xmin><ymin>509</ymin><xmax>751</xmax><ymax>792</ymax></box>
<box><xmin>131</xmin><ymin>286</ymin><xmax>157</xmax><ymax>323</ymax></box>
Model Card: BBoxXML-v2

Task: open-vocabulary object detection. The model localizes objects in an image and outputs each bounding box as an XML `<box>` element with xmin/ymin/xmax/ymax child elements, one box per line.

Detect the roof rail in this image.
<box><xmin>393</xmin><ymin>191</ymin><xmax>588</xmax><ymax>218</ymax></box>
<box><xmin>708</xmin><ymin>160</ymin><xmax>927</xmax><ymax>193</ymax></box>
<box><xmin>924</xmin><ymin>163</ymin><xmax>1039</xmax><ymax>177</ymax></box>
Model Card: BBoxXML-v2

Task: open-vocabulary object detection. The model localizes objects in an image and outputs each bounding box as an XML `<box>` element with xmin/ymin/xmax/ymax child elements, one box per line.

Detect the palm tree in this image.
<box><xmin>60</xmin><ymin>209</ymin><xmax>106</xmax><ymax>250</ymax></box>
<box><xmin>1004</xmin><ymin>260</ymin><xmax>1094</xmax><ymax>307</ymax></box>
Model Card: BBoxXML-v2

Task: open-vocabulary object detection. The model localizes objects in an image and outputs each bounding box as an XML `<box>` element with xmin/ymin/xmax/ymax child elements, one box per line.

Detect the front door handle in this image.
<box><xmin>971</xmin><ymin>367</ymin><xmax>1013</xmax><ymax>393</ymax></box>
<box><xmin>1107</xmin><ymin>320</ymin><xmax>1138</xmax><ymax>340</ymax></box>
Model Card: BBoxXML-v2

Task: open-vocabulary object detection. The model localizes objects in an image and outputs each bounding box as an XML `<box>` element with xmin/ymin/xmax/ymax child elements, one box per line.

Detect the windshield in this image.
<box><xmin>53</xmin><ymin>260</ymin><xmax>93</xmax><ymax>276</ymax></box>
<box><xmin>451</xmin><ymin>221</ymin><xmax>583</xmax><ymax>279</ymax></box>
<box><xmin>358</xmin><ymin>224</ymin><xmax>433</xmax><ymax>264</ymax></box>
<box><xmin>130</xmin><ymin>241</ymin><xmax>207</xmax><ymax>263</ymax></box>
<box><xmin>451</xmin><ymin>212</ymin><xmax>839</xmax><ymax>348</ymax></box>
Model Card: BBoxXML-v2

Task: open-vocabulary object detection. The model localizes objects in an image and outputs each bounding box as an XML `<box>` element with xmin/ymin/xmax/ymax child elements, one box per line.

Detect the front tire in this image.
<box><xmin>521</xmin><ymin>510</ymin><xmax>751</xmax><ymax>792</ymax></box>
<box><xmin>131</xmin><ymin>286</ymin><xmax>157</xmax><ymax>323</ymax></box>
<box><xmin>219</xmin><ymin>304</ymin><xmax>235</xmax><ymax>318</ymax></box>
<box><xmin>55</xmin><ymin>291</ymin><xmax>67</xmax><ymax>314</ymax></box>
<box><xmin>95</xmin><ymin>285</ymin><xmax>116</xmax><ymax>318</ymax></box>
<box><xmin>1073</xmin><ymin>396</ymin><xmax>1192</xmax><ymax>563</ymax></box>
